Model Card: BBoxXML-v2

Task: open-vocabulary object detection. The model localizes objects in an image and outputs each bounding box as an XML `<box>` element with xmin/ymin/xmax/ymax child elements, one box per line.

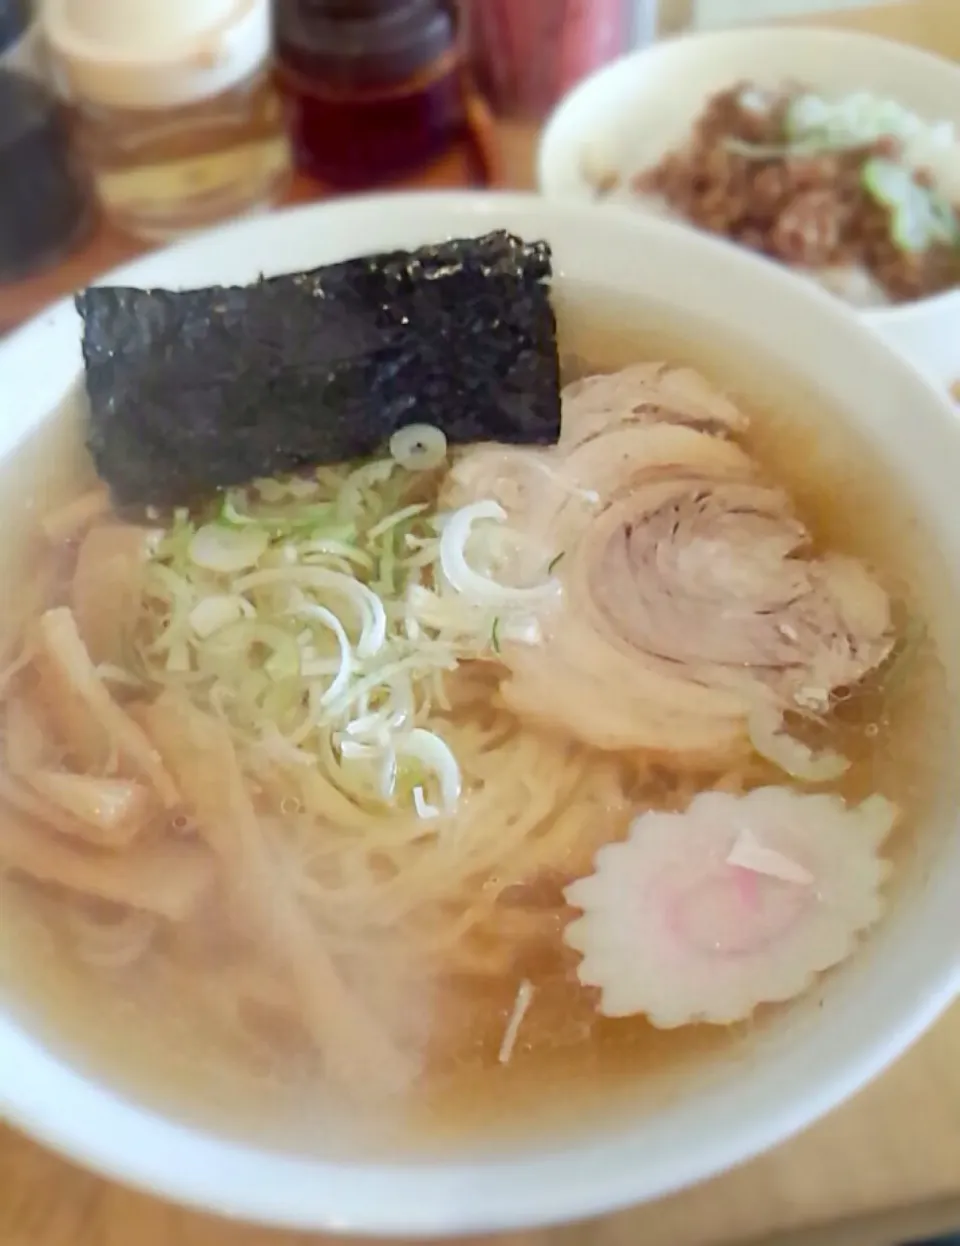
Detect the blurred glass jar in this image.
<box><xmin>42</xmin><ymin>0</ymin><xmax>291</xmax><ymax>241</ymax></box>
<box><xmin>0</xmin><ymin>0</ymin><xmax>93</xmax><ymax>283</ymax></box>
<box><xmin>274</xmin><ymin>0</ymin><xmax>492</xmax><ymax>189</ymax></box>
<box><xmin>468</xmin><ymin>0</ymin><xmax>656</xmax><ymax>121</ymax></box>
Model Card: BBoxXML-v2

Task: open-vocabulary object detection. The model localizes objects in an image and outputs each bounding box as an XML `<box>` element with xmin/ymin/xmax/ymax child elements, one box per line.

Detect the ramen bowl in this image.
<box><xmin>0</xmin><ymin>193</ymin><xmax>959</xmax><ymax>1236</ymax></box>
<box><xmin>537</xmin><ymin>28</ymin><xmax>960</xmax><ymax>393</ymax></box>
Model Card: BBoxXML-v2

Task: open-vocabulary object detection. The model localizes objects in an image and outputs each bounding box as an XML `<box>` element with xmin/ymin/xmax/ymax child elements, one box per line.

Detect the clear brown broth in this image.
<box><xmin>0</xmin><ymin>285</ymin><xmax>953</xmax><ymax>1159</ymax></box>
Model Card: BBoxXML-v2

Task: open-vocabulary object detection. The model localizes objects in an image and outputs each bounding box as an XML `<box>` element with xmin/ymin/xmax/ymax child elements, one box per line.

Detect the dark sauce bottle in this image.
<box><xmin>0</xmin><ymin>0</ymin><xmax>92</xmax><ymax>283</ymax></box>
<box><xmin>275</xmin><ymin>0</ymin><xmax>487</xmax><ymax>189</ymax></box>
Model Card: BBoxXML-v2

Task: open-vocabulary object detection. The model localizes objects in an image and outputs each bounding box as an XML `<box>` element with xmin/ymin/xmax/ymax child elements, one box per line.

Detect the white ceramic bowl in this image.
<box><xmin>2</xmin><ymin>192</ymin><xmax>960</xmax><ymax>1236</ymax></box>
<box><xmin>538</xmin><ymin>28</ymin><xmax>960</xmax><ymax>393</ymax></box>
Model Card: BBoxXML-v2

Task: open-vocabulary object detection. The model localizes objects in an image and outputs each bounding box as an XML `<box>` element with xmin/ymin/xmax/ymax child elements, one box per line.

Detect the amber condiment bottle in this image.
<box><xmin>274</xmin><ymin>0</ymin><xmax>489</xmax><ymax>189</ymax></box>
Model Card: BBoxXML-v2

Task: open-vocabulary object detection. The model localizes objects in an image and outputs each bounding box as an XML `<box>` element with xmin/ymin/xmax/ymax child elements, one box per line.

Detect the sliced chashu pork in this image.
<box><xmin>560</xmin><ymin>362</ymin><xmax>749</xmax><ymax>447</ymax></box>
<box><xmin>444</xmin><ymin>364</ymin><xmax>895</xmax><ymax>763</ymax></box>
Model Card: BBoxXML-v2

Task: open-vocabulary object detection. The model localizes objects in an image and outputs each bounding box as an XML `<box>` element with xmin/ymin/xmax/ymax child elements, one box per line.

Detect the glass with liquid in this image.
<box><xmin>42</xmin><ymin>0</ymin><xmax>291</xmax><ymax>241</ymax></box>
<box><xmin>275</xmin><ymin>0</ymin><xmax>486</xmax><ymax>190</ymax></box>
<box><xmin>468</xmin><ymin>0</ymin><xmax>645</xmax><ymax>121</ymax></box>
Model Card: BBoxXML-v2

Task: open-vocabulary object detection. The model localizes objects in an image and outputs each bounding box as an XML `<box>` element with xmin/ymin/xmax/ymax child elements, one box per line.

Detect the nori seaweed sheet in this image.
<box><xmin>77</xmin><ymin>230</ymin><xmax>560</xmax><ymax>507</ymax></box>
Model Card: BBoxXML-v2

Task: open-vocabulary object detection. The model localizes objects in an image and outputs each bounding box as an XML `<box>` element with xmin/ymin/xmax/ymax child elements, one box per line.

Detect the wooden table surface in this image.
<box><xmin>3</xmin><ymin>4</ymin><xmax>960</xmax><ymax>1246</ymax></box>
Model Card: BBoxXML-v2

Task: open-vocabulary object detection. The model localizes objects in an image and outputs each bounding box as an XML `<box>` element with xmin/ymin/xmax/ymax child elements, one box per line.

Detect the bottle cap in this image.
<box><xmin>275</xmin><ymin>0</ymin><xmax>456</xmax><ymax>91</ymax></box>
<box><xmin>43</xmin><ymin>0</ymin><xmax>271</xmax><ymax>109</ymax></box>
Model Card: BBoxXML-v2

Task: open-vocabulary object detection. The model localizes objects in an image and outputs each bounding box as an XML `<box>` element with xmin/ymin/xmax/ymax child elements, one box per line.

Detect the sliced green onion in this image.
<box><xmin>367</xmin><ymin>504</ymin><xmax>429</xmax><ymax>541</ymax></box>
<box><xmin>396</xmin><ymin>728</ymin><xmax>461</xmax><ymax>814</ymax></box>
<box><xmin>295</xmin><ymin>603</ymin><xmax>353</xmax><ymax>706</ymax></box>
<box><xmin>219</xmin><ymin>492</ymin><xmax>336</xmax><ymax>535</ymax></box>
<box><xmin>137</xmin><ymin>459</ymin><xmax>500</xmax><ymax>821</ymax></box>
<box><xmin>439</xmin><ymin>501</ymin><xmax>561</xmax><ymax>607</ymax></box>
<box><xmin>389</xmin><ymin>424</ymin><xmax>448</xmax><ymax>472</ymax></box>
<box><xmin>188</xmin><ymin>594</ymin><xmax>254</xmax><ymax>638</ymax></box>
<box><xmin>190</xmin><ymin>523</ymin><xmax>269</xmax><ymax>573</ymax></box>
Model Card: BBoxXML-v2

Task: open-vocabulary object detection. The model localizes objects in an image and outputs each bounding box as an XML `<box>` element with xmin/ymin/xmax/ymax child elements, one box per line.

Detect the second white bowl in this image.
<box><xmin>538</xmin><ymin>27</ymin><xmax>960</xmax><ymax>392</ymax></box>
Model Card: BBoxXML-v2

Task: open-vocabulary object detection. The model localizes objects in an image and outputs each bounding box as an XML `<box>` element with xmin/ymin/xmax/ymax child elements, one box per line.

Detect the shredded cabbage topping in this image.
<box><xmin>134</xmin><ymin>461</ymin><xmax>558</xmax><ymax>820</ymax></box>
<box><xmin>726</xmin><ymin>88</ymin><xmax>960</xmax><ymax>256</ymax></box>
<box><xmin>784</xmin><ymin>91</ymin><xmax>955</xmax><ymax>159</ymax></box>
<box><xmin>728</xmin><ymin>89</ymin><xmax>956</xmax><ymax>168</ymax></box>
<box><xmin>861</xmin><ymin>157</ymin><xmax>960</xmax><ymax>252</ymax></box>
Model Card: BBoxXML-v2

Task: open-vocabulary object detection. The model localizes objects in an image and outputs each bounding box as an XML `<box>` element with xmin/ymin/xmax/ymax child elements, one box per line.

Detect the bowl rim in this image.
<box><xmin>536</xmin><ymin>25</ymin><xmax>960</xmax><ymax>325</ymax></box>
<box><xmin>2</xmin><ymin>190</ymin><xmax>960</xmax><ymax>1236</ymax></box>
